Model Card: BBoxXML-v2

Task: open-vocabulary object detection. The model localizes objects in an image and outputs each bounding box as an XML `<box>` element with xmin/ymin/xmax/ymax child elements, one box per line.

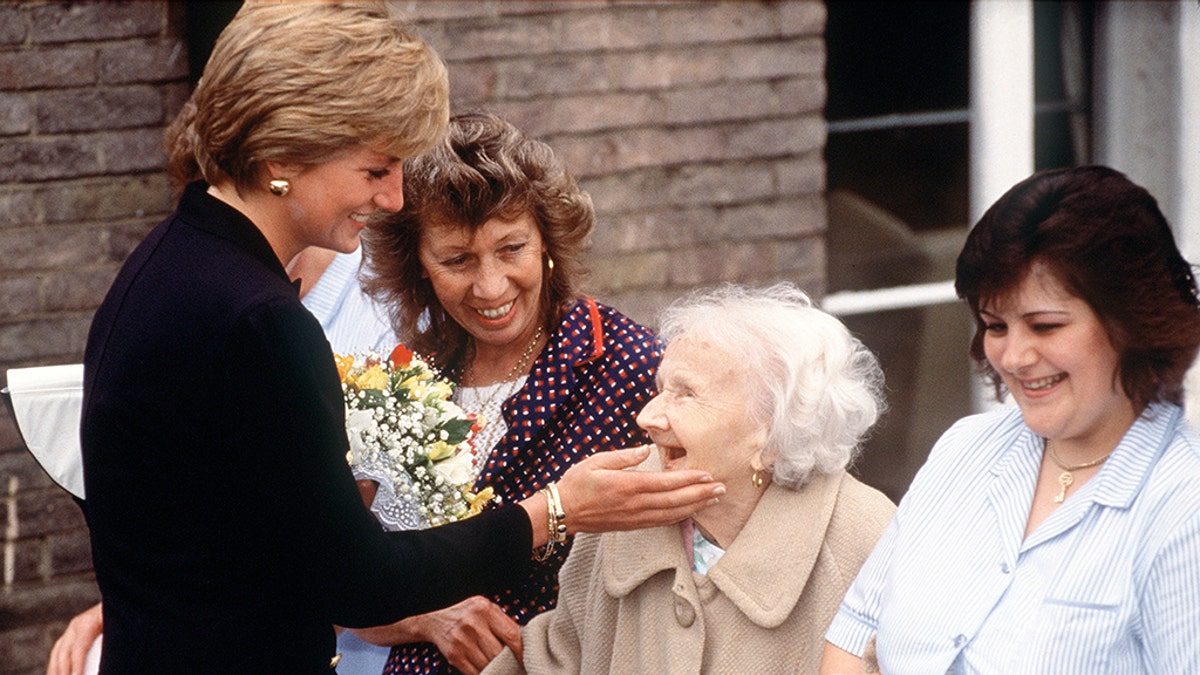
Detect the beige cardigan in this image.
<box><xmin>483</xmin><ymin>467</ymin><xmax>895</xmax><ymax>674</ymax></box>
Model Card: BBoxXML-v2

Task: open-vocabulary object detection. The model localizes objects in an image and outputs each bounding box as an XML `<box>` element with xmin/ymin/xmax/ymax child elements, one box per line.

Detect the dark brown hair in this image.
<box><xmin>956</xmin><ymin>165</ymin><xmax>1200</xmax><ymax>408</ymax></box>
<box><xmin>361</xmin><ymin>112</ymin><xmax>593</xmax><ymax>369</ymax></box>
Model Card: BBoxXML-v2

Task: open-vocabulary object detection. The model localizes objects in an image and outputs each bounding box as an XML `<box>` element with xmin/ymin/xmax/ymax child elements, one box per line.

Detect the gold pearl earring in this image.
<box><xmin>547</xmin><ymin>255</ymin><xmax>555</xmax><ymax>272</ymax></box>
<box><xmin>268</xmin><ymin>179</ymin><xmax>291</xmax><ymax>197</ymax></box>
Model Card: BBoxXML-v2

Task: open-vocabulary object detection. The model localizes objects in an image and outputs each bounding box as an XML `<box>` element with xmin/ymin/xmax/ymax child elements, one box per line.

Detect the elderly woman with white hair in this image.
<box><xmin>482</xmin><ymin>283</ymin><xmax>897</xmax><ymax>674</ymax></box>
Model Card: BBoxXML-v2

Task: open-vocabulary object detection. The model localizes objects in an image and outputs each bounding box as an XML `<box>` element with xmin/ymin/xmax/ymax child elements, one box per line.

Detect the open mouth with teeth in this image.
<box><xmin>477</xmin><ymin>301</ymin><xmax>514</xmax><ymax>320</ymax></box>
<box><xmin>1023</xmin><ymin>373</ymin><xmax>1067</xmax><ymax>391</ymax></box>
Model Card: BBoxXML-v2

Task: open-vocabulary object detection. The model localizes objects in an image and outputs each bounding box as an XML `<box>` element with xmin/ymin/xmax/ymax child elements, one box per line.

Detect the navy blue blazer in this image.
<box><xmin>81</xmin><ymin>182</ymin><xmax>532</xmax><ymax>673</ymax></box>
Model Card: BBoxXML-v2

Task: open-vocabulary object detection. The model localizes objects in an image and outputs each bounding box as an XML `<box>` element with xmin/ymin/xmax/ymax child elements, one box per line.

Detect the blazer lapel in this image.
<box><xmin>483</xmin><ymin>299</ymin><xmax>604</xmax><ymax>476</ymax></box>
<box><xmin>601</xmin><ymin>522</ymin><xmax>687</xmax><ymax>597</ymax></box>
<box><xmin>601</xmin><ymin>451</ymin><xmax>690</xmax><ymax>595</ymax></box>
<box><xmin>706</xmin><ymin>472</ymin><xmax>843</xmax><ymax>628</ymax></box>
<box><xmin>600</xmin><ymin>467</ymin><xmax>846</xmax><ymax>628</ymax></box>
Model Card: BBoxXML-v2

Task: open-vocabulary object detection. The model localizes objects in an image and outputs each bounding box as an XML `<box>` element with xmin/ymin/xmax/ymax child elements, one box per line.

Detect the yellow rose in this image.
<box><xmin>426</xmin><ymin>440</ymin><xmax>455</xmax><ymax>462</ymax></box>
<box><xmin>426</xmin><ymin>380</ymin><xmax>454</xmax><ymax>402</ymax></box>
<box><xmin>353</xmin><ymin>365</ymin><xmax>389</xmax><ymax>391</ymax></box>
<box><xmin>335</xmin><ymin>354</ymin><xmax>355</xmax><ymax>383</ymax></box>
<box><xmin>398</xmin><ymin>375</ymin><xmax>424</xmax><ymax>398</ymax></box>
<box><xmin>467</xmin><ymin>487</ymin><xmax>495</xmax><ymax>516</ymax></box>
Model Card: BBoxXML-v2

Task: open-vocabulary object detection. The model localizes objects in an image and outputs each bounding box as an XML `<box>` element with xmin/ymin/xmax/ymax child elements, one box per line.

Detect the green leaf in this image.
<box><xmin>440</xmin><ymin>417</ymin><xmax>475</xmax><ymax>445</ymax></box>
<box><xmin>359</xmin><ymin>389</ymin><xmax>387</xmax><ymax>408</ymax></box>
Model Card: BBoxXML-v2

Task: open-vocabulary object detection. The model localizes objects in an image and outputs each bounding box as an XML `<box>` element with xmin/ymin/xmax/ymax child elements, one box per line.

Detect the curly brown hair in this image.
<box><xmin>361</xmin><ymin>112</ymin><xmax>594</xmax><ymax>369</ymax></box>
<box><xmin>956</xmin><ymin>165</ymin><xmax>1200</xmax><ymax>408</ymax></box>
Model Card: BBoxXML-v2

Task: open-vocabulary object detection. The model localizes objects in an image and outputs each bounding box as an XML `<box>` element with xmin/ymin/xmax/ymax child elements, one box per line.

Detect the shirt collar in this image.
<box><xmin>177</xmin><ymin>180</ymin><xmax>294</xmax><ymax>292</ymax></box>
<box><xmin>989</xmin><ymin>402</ymin><xmax>1181</xmax><ymax>511</ymax></box>
<box><xmin>601</xmin><ymin>453</ymin><xmax>845</xmax><ymax>628</ymax></box>
<box><xmin>992</xmin><ymin>402</ymin><xmax>1183</xmax><ymax>553</ymax></box>
<box><xmin>1089</xmin><ymin>402</ymin><xmax>1180</xmax><ymax>509</ymax></box>
<box><xmin>545</xmin><ymin>297</ymin><xmax>606</xmax><ymax>369</ymax></box>
<box><xmin>499</xmin><ymin>297</ymin><xmax>606</xmax><ymax>423</ymax></box>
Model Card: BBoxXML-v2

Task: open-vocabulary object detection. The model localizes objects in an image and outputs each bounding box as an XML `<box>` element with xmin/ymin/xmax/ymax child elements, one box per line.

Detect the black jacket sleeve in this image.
<box><xmin>222</xmin><ymin>297</ymin><xmax>532</xmax><ymax>629</ymax></box>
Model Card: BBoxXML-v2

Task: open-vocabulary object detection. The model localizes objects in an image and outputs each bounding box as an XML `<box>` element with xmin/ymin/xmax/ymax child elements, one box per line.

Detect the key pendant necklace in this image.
<box><xmin>1045</xmin><ymin>440</ymin><xmax>1112</xmax><ymax>504</ymax></box>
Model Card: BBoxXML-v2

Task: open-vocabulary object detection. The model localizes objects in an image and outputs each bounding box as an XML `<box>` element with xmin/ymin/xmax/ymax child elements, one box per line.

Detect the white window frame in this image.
<box><xmin>824</xmin><ymin>0</ymin><xmax>1034</xmax><ymax>412</ymax></box>
<box><xmin>826</xmin><ymin>0</ymin><xmax>1200</xmax><ymax>416</ymax></box>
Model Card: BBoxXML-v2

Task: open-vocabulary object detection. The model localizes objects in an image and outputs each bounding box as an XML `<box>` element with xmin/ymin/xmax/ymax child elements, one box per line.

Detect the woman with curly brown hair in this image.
<box><xmin>348</xmin><ymin>111</ymin><xmax>667</xmax><ymax>675</ymax></box>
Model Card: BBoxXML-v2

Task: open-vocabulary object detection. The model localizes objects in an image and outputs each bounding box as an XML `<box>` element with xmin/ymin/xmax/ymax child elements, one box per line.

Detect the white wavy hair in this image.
<box><xmin>656</xmin><ymin>283</ymin><xmax>885</xmax><ymax>489</ymax></box>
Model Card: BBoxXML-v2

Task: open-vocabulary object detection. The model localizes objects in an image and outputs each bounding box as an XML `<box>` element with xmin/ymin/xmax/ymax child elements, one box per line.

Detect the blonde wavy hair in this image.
<box><xmin>165</xmin><ymin>1</ymin><xmax>448</xmax><ymax>193</ymax></box>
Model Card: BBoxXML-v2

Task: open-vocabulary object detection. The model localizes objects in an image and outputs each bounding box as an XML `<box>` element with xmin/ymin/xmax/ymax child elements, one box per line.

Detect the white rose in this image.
<box><xmin>431</xmin><ymin>446</ymin><xmax>475</xmax><ymax>485</ymax></box>
<box><xmin>439</xmin><ymin>400</ymin><xmax>467</xmax><ymax>424</ymax></box>
<box><xmin>345</xmin><ymin>409</ymin><xmax>376</xmax><ymax>465</ymax></box>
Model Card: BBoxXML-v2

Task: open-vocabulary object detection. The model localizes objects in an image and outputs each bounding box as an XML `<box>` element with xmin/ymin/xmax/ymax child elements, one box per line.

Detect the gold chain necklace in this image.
<box><xmin>1045</xmin><ymin>440</ymin><xmax>1112</xmax><ymax>504</ymax></box>
<box><xmin>462</xmin><ymin>325</ymin><xmax>545</xmax><ymax>413</ymax></box>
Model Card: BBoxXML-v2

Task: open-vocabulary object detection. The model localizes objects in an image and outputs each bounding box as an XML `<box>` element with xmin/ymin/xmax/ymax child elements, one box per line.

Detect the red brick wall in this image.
<box><xmin>0</xmin><ymin>2</ymin><xmax>825</xmax><ymax>671</ymax></box>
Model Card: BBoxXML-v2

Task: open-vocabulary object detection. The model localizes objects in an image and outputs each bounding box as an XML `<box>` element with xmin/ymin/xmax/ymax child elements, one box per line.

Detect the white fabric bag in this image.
<box><xmin>5</xmin><ymin>363</ymin><xmax>86</xmax><ymax>499</ymax></box>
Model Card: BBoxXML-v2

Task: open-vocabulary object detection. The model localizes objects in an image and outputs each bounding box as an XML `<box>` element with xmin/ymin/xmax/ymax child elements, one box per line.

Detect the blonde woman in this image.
<box><xmin>75</xmin><ymin>4</ymin><xmax>722</xmax><ymax>672</ymax></box>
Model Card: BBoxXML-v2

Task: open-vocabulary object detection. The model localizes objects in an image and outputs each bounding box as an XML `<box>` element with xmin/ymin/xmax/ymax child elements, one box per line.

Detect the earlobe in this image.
<box><xmin>263</xmin><ymin>160</ymin><xmax>301</xmax><ymax>183</ymax></box>
<box><xmin>750</xmin><ymin>449</ymin><xmax>769</xmax><ymax>489</ymax></box>
<box><xmin>750</xmin><ymin>449</ymin><xmax>766</xmax><ymax>473</ymax></box>
<box><xmin>749</xmin><ymin>443</ymin><xmax>772</xmax><ymax>489</ymax></box>
<box><xmin>749</xmin><ymin>425</ymin><xmax>770</xmax><ymax>460</ymax></box>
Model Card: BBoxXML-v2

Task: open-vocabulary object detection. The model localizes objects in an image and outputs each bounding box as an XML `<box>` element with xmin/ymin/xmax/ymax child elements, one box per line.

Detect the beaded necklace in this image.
<box><xmin>462</xmin><ymin>325</ymin><xmax>544</xmax><ymax>412</ymax></box>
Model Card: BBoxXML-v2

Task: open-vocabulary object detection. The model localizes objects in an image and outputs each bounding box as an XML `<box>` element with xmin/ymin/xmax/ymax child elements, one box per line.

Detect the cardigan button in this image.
<box><xmin>674</xmin><ymin>597</ymin><xmax>695</xmax><ymax>627</ymax></box>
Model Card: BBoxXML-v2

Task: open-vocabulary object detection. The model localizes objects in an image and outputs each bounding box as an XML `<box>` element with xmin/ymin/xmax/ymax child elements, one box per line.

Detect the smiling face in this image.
<box><xmin>417</xmin><ymin>213</ymin><xmax>546</xmax><ymax>356</ymax></box>
<box><xmin>980</xmin><ymin>262</ymin><xmax>1137</xmax><ymax>453</ymax></box>
<box><xmin>280</xmin><ymin>146</ymin><xmax>404</xmax><ymax>255</ymax></box>
<box><xmin>636</xmin><ymin>334</ymin><xmax>768</xmax><ymax>483</ymax></box>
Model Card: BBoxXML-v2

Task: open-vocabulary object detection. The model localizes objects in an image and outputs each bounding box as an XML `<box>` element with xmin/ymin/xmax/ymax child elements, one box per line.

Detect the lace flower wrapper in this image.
<box><xmin>338</xmin><ymin>344</ymin><xmax>495</xmax><ymax>529</ymax></box>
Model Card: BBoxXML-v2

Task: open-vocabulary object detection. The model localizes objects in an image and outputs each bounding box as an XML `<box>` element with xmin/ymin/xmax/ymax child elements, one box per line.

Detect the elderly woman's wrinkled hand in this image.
<box><xmin>555</xmin><ymin>445</ymin><xmax>723</xmax><ymax>533</ymax></box>
<box><xmin>403</xmin><ymin>596</ymin><xmax>521</xmax><ymax>675</ymax></box>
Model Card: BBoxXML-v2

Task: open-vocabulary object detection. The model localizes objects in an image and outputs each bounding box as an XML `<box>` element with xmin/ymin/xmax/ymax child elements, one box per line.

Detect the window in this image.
<box><xmin>824</xmin><ymin>1</ymin><xmax>1092</xmax><ymax>501</ymax></box>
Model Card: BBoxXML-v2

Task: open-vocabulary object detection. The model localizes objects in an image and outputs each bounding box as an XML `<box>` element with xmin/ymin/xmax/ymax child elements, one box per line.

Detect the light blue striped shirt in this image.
<box><xmin>300</xmin><ymin>248</ymin><xmax>396</xmax><ymax>355</ymax></box>
<box><xmin>826</xmin><ymin>402</ymin><xmax>1200</xmax><ymax>674</ymax></box>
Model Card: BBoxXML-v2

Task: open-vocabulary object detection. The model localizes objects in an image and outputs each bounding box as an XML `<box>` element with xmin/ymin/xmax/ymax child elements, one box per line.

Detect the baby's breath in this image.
<box><xmin>337</xmin><ymin>346</ymin><xmax>492</xmax><ymax>527</ymax></box>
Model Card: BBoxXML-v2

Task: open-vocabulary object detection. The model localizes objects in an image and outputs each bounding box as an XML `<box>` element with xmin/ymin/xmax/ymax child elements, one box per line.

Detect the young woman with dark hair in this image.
<box><xmin>823</xmin><ymin>166</ymin><xmax>1200</xmax><ymax>675</ymax></box>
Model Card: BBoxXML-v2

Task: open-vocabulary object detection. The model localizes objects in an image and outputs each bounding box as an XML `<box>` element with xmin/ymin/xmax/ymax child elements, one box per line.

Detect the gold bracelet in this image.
<box><xmin>546</xmin><ymin>482</ymin><xmax>567</xmax><ymax>544</ymax></box>
<box><xmin>532</xmin><ymin>485</ymin><xmax>560</xmax><ymax>562</ymax></box>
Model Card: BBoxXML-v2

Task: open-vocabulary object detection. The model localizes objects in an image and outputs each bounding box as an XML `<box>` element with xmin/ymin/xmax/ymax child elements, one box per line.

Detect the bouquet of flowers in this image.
<box><xmin>337</xmin><ymin>344</ymin><xmax>495</xmax><ymax>528</ymax></box>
